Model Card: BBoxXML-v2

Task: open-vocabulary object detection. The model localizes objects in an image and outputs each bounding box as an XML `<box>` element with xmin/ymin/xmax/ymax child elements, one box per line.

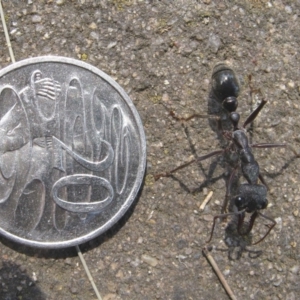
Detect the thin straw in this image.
<box><xmin>0</xmin><ymin>0</ymin><xmax>15</xmax><ymax>63</ymax></box>
<box><xmin>76</xmin><ymin>245</ymin><xmax>102</xmax><ymax>300</ymax></box>
<box><xmin>203</xmin><ymin>246</ymin><xmax>237</xmax><ymax>300</ymax></box>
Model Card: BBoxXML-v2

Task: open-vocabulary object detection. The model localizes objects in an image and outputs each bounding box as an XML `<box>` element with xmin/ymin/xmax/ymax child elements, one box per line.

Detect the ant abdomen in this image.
<box><xmin>211</xmin><ymin>63</ymin><xmax>240</xmax><ymax>112</ymax></box>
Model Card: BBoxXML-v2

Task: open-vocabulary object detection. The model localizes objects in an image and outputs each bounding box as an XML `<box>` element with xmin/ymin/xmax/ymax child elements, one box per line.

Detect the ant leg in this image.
<box><xmin>162</xmin><ymin>102</ymin><xmax>227</xmax><ymax>144</ymax></box>
<box><xmin>248</xmin><ymin>74</ymin><xmax>261</xmax><ymax>98</ymax></box>
<box><xmin>162</xmin><ymin>102</ymin><xmax>220</xmax><ymax>123</ymax></box>
<box><xmin>251</xmin><ymin>143</ymin><xmax>286</xmax><ymax>188</ymax></box>
<box><xmin>237</xmin><ymin>211</ymin><xmax>247</xmax><ymax>235</ymax></box>
<box><xmin>206</xmin><ymin>212</ymin><xmax>236</xmax><ymax>243</ymax></box>
<box><xmin>253</xmin><ymin>143</ymin><xmax>300</xmax><ymax>159</ymax></box>
<box><xmin>154</xmin><ymin>103</ymin><xmax>225</xmax><ymax>180</ymax></box>
<box><xmin>251</xmin><ymin>212</ymin><xmax>276</xmax><ymax>245</ymax></box>
<box><xmin>243</xmin><ymin>99</ymin><xmax>267</xmax><ymax>128</ymax></box>
<box><xmin>222</xmin><ymin>166</ymin><xmax>238</xmax><ymax>213</ymax></box>
<box><xmin>171</xmin><ymin>111</ymin><xmax>218</xmax><ymax>122</ymax></box>
<box><xmin>246</xmin><ymin>248</ymin><xmax>263</xmax><ymax>259</ymax></box>
<box><xmin>239</xmin><ymin>211</ymin><xmax>258</xmax><ymax>236</ymax></box>
<box><xmin>154</xmin><ymin>149</ymin><xmax>224</xmax><ymax>180</ymax></box>
<box><xmin>258</xmin><ymin>173</ymin><xmax>269</xmax><ymax>190</ymax></box>
<box><xmin>215</xmin><ymin>115</ymin><xmax>225</xmax><ymax>133</ymax></box>
<box><xmin>251</xmin><ymin>143</ymin><xmax>286</xmax><ymax>149</ymax></box>
<box><xmin>154</xmin><ymin>159</ymin><xmax>196</xmax><ymax>181</ymax></box>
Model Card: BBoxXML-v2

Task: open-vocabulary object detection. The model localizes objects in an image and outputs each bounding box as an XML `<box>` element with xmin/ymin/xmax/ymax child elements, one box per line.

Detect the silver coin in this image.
<box><xmin>0</xmin><ymin>56</ymin><xmax>146</xmax><ymax>248</ymax></box>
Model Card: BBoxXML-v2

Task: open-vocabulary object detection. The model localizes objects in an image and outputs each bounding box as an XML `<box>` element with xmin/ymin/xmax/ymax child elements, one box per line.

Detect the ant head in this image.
<box><xmin>229</xmin><ymin>111</ymin><xmax>240</xmax><ymax>129</ymax></box>
<box><xmin>234</xmin><ymin>195</ymin><xmax>257</xmax><ymax>213</ymax></box>
<box><xmin>235</xmin><ymin>186</ymin><xmax>268</xmax><ymax>213</ymax></box>
<box><xmin>234</xmin><ymin>195</ymin><xmax>268</xmax><ymax>213</ymax></box>
<box><xmin>234</xmin><ymin>195</ymin><xmax>248</xmax><ymax>211</ymax></box>
<box><xmin>223</xmin><ymin>97</ymin><xmax>238</xmax><ymax>113</ymax></box>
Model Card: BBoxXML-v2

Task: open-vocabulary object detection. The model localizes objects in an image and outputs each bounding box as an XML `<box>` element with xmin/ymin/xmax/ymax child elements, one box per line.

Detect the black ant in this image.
<box><xmin>207</xmin><ymin>63</ymin><xmax>284</xmax><ymax>245</ymax></box>
<box><xmin>155</xmin><ymin>63</ymin><xmax>285</xmax><ymax>245</ymax></box>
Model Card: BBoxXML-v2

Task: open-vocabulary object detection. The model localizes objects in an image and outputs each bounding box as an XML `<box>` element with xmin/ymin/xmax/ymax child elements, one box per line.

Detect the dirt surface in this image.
<box><xmin>0</xmin><ymin>0</ymin><xmax>300</xmax><ymax>299</ymax></box>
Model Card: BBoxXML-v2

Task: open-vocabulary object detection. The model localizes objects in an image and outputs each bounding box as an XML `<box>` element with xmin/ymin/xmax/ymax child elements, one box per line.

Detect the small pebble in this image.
<box><xmin>130</xmin><ymin>258</ymin><xmax>140</xmax><ymax>267</ymax></box>
<box><xmin>207</xmin><ymin>33</ymin><xmax>221</xmax><ymax>53</ymax></box>
<box><xmin>107</xmin><ymin>41</ymin><xmax>117</xmax><ymax>49</ymax></box>
<box><xmin>103</xmin><ymin>294</ymin><xmax>119</xmax><ymax>300</ymax></box>
<box><xmin>185</xmin><ymin>248</ymin><xmax>192</xmax><ymax>255</ymax></box>
<box><xmin>32</xmin><ymin>272</ymin><xmax>37</xmax><ymax>282</ymax></box>
<box><xmin>223</xmin><ymin>268</ymin><xmax>230</xmax><ymax>276</ymax></box>
<box><xmin>288</xmin><ymin>81</ymin><xmax>295</xmax><ymax>89</ymax></box>
<box><xmin>32</xmin><ymin>15</ymin><xmax>41</xmax><ymax>23</ymax></box>
<box><xmin>89</xmin><ymin>22</ymin><xmax>97</xmax><ymax>29</ymax></box>
<box><xmin>90</xmin><ymin>32</ymin><xmax>99</xmax><ymax>40</ymax></box>
<box><xmin>285</xmin><ymin>6</ymin><xmax>292</xmax><ymax>14</ymax></box>
<box><xmin>273</xmin><ymin>276</ymin><xmax>283</xmax><ymax>287</ymax></box>
<box><xmin>290</xmin><ymin>265</ymin><xmax>299</xmax><ymax>274</ymax></box>
<box><xmin>162</xmin><ymin>93</ymin><xmax>169</xmax><ymax>102</ymax></box>
<box><xmin>70</xmin><ymin>286</ymin><xmax>78</xmax><ymax>294</ymax></box>
<box><xmin>141</xmin><ymin>254</ymin><xmax>158</xmax><ymax>267</ymax></box>
<box><xmin>203</xmin><ymin>214</ymin><xmax>214</xmax><ymax>222</ymax></box>
<box><xmin>20</xmin><ymin>265</ymin><xmax>26</xmax><ymax>273</ymax></box>
<box><xmin>115</xmin><ymin>270</ymin><xmax>124</xmax><ymax>278</ymax></box>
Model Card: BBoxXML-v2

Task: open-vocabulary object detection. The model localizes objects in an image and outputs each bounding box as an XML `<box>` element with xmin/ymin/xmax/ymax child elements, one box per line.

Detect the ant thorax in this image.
<box><xmin>232</xmin><ymin>129</ymin><xmax>249</xmax><ymax>150</ymax></box>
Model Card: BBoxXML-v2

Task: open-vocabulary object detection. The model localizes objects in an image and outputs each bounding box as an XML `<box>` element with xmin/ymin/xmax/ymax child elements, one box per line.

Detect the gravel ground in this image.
<box><xmin>0</xmin><ymin>1</ymin><xmax>300</xmax><ymax>299</ymax></box>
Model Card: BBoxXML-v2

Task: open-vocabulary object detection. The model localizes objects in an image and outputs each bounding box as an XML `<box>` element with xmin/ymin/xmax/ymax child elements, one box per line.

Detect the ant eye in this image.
<box><xmin>234</xmin><ymin>196</ymin><xmax>244</xmax><ymax>208</ymax></box>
